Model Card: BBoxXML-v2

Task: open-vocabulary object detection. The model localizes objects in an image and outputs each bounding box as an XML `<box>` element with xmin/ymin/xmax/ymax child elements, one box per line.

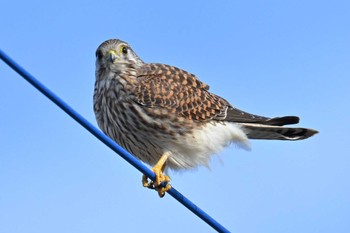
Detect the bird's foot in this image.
<box><xmin>142</xmin><ymin>152</ymin><xmax>172</xmax><ymax>197</ymax></box>
<box><xmin>142</xmin><ymin>171</ymin><xmax>171</xmax><ymax>197</ymax></box>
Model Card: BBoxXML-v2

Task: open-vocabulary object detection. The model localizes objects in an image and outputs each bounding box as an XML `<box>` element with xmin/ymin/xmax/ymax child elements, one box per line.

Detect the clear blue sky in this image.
<box><xmin>1</xmin><ymin>1</ymin><xmax>349</xmax><ymax>233</ymax></box>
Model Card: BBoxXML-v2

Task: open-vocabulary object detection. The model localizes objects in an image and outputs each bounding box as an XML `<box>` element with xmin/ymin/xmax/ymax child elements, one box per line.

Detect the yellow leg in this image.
<box><xmin>142</xmin><ymin>152</ymin><xmax>172</xmax><ymax>197</ymax></box>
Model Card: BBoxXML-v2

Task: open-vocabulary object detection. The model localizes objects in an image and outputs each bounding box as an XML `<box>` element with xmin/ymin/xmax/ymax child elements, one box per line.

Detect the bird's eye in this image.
<box><xmin>121</xmin><ymin>46</ymin><xmax>128</xmax><ymax>55</ymax></box>
<box><xmin>96</xmin><ymin>50</ymin><xmax>103</xmax><ymax>59</ymax></box>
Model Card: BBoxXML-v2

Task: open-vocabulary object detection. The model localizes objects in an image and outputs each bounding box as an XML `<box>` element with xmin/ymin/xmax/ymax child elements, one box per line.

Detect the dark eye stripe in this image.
<box><xmin>96</xmin><ymin>50</ymin><xmax>103</xmax><ymax>59</ymax></box>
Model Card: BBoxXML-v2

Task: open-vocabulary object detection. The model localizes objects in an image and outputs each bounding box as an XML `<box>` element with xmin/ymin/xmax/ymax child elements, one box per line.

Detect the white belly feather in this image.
<box><xmin>167</xmin><ymin>122</ymin><xmax>250</xmax><ymax>169</ymax></box>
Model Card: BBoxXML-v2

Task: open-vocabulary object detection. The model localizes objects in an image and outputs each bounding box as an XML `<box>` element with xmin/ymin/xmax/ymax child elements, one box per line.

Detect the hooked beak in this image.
<box><xmin>106</xmin><ymin>50</ymin><xmax>119</xmax><ymax>63</ymax></box>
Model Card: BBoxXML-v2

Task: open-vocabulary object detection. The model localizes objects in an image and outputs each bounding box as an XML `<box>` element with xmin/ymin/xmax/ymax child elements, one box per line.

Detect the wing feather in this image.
<box><xmin>133</xmin><ymin>63</ymin><xmax>301</xmax><ymax>127</ymax></box>
<box><xmin>133</xmin><ymin>63</ymin><xmax>227</xmax><ymax>121</ymax></box>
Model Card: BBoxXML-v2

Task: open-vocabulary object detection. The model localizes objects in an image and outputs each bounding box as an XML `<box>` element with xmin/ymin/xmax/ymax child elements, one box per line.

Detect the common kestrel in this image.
<box><xmin>94</xmin><ymin>39</ymin><xmax>318</xmax><ymax>197</ymax></box>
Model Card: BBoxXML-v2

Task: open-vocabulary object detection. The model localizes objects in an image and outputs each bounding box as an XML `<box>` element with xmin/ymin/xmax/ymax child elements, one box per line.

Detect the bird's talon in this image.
<box><xmin>141</xmin><ymin>152</ymin><xmax>171</xmax><ymax>197</ymax></box>
<box><xmin>142</xmin><ymin>174</ymin><xmax>150</xmax><ymax>187</ymax></box>
<box><xmin>142</xmin><ymin>175</ymin><xmax>156</xmax><ymax>189</ymax></box>
<box><xmin>155</xmin><ymin>184</ymin><xmax>171</xmax><ymax>197</ymax></box>
<box><xmin>141</xmin><ymin>170</ymin><xmax>171</xmax><ymax>197</ymax></box>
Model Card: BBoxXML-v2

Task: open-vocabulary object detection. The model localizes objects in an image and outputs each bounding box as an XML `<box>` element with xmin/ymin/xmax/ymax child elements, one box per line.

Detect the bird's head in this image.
<box><xmin>95</xmin><ymin>39</ymin><xmax>144</xmax><ymax>74</ymax></box>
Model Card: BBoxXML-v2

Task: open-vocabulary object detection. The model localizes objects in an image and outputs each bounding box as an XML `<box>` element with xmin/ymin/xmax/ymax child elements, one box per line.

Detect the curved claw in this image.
<box><xmin>141</xmin><ymin>152</ymin><xmax>172</xmax><ymax>197</ymax></box>
<box><xmin>142</xmin><ymin>172</ymin><xmax>171</xmax><ymax>197</ymax></box>
<box><xmin>155</xmin><ymin>183</ymin><xmax>171</xmax><ymax>198</ymax></box>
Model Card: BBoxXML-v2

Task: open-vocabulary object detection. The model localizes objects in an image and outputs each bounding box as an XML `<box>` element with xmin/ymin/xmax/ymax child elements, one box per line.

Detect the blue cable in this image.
<box><xmin>0</xmin><ymin>49</ymin><xmax>231</xmax><ymax>233</ymax></box>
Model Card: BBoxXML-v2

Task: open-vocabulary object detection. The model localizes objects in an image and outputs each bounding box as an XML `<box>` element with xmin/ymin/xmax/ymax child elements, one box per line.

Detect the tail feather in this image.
<box><xmin>240</xmin><ymin>123</ymin><xmax>318</xmax><ymax>140</ymax></box>
<box><xmin>264</xmin><ymin>116</ymin><xmax>300</xmax><ymax>126</ymax></box>
<box><xmin>226</xmin><ymin>107</ymin><xmax>300</xmax><ymax>126</ymax></box>
<box><xmin>225</xmin><ymin>107</ymin><xmax>318</xmax><ymax>140</ymax></box>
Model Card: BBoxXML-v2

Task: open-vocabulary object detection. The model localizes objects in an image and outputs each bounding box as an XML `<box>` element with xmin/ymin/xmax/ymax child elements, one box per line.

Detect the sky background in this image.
<box><xmin>1</xmin><ymin>1</ymin><xmax>349</xmax><ymax>233</ymax></box>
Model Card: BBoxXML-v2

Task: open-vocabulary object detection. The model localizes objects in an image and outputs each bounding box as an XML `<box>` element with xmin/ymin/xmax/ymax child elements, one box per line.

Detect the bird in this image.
<box><xmin>93</xmin><ymin>39</ymin><xmax>318</xmax><ymax>197</ymax></box>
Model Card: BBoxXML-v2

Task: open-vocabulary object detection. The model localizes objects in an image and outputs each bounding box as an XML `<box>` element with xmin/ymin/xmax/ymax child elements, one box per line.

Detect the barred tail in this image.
<box><xmin>240</xmin><ymin>123</ymin><xmax>318</xmax><ymax>140</ymax></box>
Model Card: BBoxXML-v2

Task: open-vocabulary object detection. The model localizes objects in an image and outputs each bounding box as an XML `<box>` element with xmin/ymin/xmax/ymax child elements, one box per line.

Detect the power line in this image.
<box><xmin>0</xmin><ymin>49</ymin><xmax>231</xmax><ymax>233</ymax></box>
